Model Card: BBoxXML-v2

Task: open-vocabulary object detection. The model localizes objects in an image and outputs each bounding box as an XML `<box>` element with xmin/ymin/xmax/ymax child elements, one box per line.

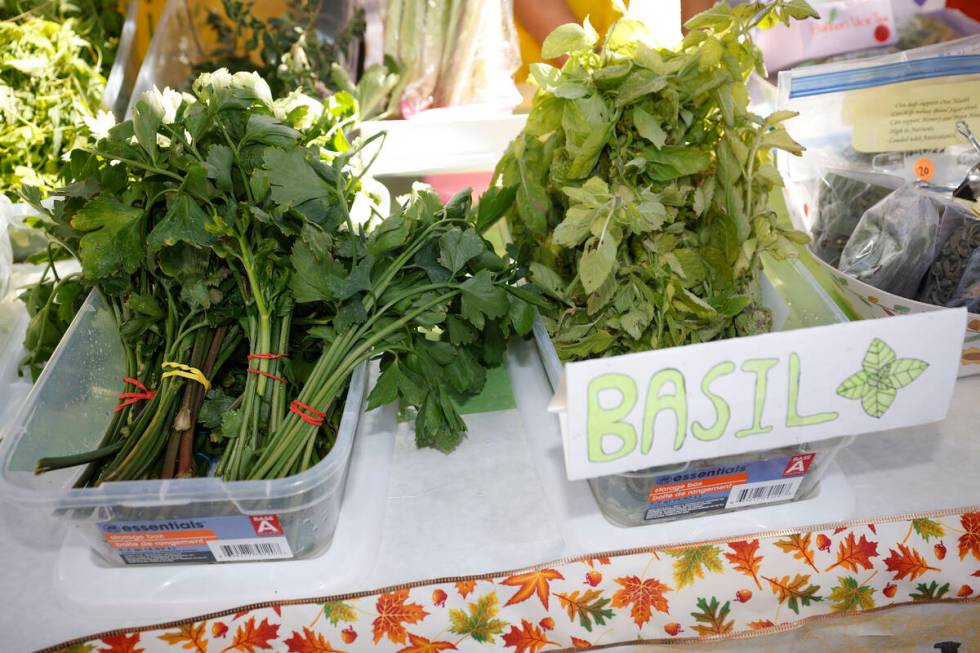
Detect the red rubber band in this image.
<box><xmin>114</xmin><ymin>377</ymin><xmax>156</xmax><ymax>413</ymax></box>
<box><xmin>246</xmin><ymin>368</ymin><xmax>288</xmax><ymax>384</ymax></box>
<box><xmin>290</xmin><ymin>399</ymin><xmax>325</xmax><ymax>427</ymax></box>
<box><xmin>246</xmin><ymin>353</ymin><xmax>288</xmax><ymax>384</ymax></box>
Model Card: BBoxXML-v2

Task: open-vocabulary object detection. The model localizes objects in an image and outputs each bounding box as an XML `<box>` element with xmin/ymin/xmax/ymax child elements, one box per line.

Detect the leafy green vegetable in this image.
<box><xmin>28</xmin><ymin>70</ymin><xmax>535</xmax><ymax>485</ymax></box>
<box><xmin>493</xmin><ymin>1</ymin><xmax>815</xmax><ymax>360</ymax></box>
<box><xmin>0</xmin><ymin>16</ymin><xmax>109</xmax><ymax>196</ymax></box>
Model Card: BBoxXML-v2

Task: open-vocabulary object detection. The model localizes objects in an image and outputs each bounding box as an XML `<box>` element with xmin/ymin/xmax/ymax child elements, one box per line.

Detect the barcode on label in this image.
<box><xmin>725</xmin><ymin>478</ymin><xmax>803</xmax><ymax>509</ymax></box>
<box><xmin>208</xmin><ymin>537</ymin><xmax>293</xmax><ymax>562</ymax></box>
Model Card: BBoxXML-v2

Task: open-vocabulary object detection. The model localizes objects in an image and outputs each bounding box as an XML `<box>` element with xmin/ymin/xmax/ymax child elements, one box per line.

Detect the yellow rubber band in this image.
<box><xmin>161</xmin><ymin>362</ymin><xmax>211</xmax><ymax>392</ymax></box>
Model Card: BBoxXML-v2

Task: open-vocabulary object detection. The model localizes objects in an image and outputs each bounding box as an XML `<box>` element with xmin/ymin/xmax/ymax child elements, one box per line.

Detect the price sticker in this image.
<box><xmin>914</xmin><ymin>158</ymin><xmax>935</xmax><ymax>182</ymax></box>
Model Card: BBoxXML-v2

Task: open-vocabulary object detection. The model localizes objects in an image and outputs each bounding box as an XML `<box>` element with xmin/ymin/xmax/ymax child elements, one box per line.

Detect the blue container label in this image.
<box><xmin>98</xmin><ymin>514</ymin><xmax>293</xmax><ymax>564</ymax></box>
<box><xmin>644</xmin><ymin>453</ymin><xmax>816</xmax><ymax>521</ymax></box>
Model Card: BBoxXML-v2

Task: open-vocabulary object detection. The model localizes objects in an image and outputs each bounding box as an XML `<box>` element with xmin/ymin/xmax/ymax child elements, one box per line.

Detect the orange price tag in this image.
<box><xmin>914</xmin><ymin>158</ymin><xmax>935</xmax><ymax>182</ymax></box>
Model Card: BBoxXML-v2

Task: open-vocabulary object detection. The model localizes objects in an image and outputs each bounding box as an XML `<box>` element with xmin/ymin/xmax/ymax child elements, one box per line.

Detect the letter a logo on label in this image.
<box><xmin>783</xmin><ymin>454</ymin><xmax>815</xmax><ymax>477</ymax></box>
<box><xmin>249</xmin><ymin>514</ymin><xmax>284</xmax><ymax>536</ymax></box>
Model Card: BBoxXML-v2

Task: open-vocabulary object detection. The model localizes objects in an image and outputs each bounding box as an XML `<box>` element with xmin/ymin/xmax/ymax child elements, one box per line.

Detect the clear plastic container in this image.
<box><xmin>534</xmin><ymin>260</ymin><xmax>856</xmax><ymax>527</ymax></box>
<box><xmin>0</xmin><ymin>291</ymin><xmax>367</xmax><ymax>565</ymax></box>
<box><xmin>127</xmin><ymin>0</ymin><xmax>356</xmax><ymax>115</ymax></box>
<box><xmin>101</xmin><ymin>0</ymin><xmax>141</xmax><ymax>119</ymax></box>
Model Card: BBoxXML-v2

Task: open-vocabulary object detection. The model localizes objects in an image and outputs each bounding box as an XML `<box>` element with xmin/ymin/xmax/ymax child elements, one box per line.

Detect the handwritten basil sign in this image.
<box><xmin>550</xmin><ymin>309</ymin><xmax>966</xmax><ymax>481</ymax></box>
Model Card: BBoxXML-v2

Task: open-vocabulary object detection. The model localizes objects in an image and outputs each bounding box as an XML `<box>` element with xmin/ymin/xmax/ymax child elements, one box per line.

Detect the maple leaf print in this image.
<box><xmin>611</xmin><ymin>575</ymin><xmax>671</xmax><ymax>628</ymax></box>
<box><xmin>582</xmin><ymin>557</ymin><xmax>611</xmax><ymax>568</ymax></box>
<box><xmin>219</xmin><ymin>617</ymin><xmax>279</xmax><ymax>653</ymax></box>
<box><xmin>283</xmin><ymin>627</ymin><xmax>343</xmax><ymax>653</ymax></box>
<box><xmin>396</xmin><ymin>633</ymin><xmax>458</xmax><ymax>653</ymax></box>
<box><xmin>668</xmin><ymin>545</ymin><xmax>724</xmax><ymax>589</ymax></box>
<box><xmin>373</xmin><ymin>590</ymin><xmax>429</xmax><ymax>645</ymax></box>
<box><xmin>555</xmin><ymin>590</ymin><xmax>614</xmax><ymax>632</ymax></box>
<box><xmin>724</xmin><ymin>540</ymin><xmax>763</xmax><ymax>590</ymax></box>
<box><xmin>825</xmin><ymin>533</ymin><xmax>879</xmax><ymax>573</ymax></box>
<box><xmin>99</xmin><ymin>634</ymin><xmax>143</xmax><ymax>653</ymax></box>
<box><xmin>747</xmin><ymin>620</ymin><xmax>775</xmax><ymax>630</ymax></box>
<box><xmin>501</xmin><ymin>569</ymin><xmax>564</xmax><ymax>609</ymax></box>
<box><xmin>690</xmin><ymin>597</ymin><xmax>734</xmax><ymax>637</ymax></box>
<box><xmin>320</xmin><ymin>601</ymin><xmax>357</xmax><ymax>626</ymax></box>
<box><xmin>836</xmin><ymin>338</ymin><xmax>927</xmax><ymax>418</ymax></box>
<box><xmin>828</xmin><ymin>576</ymin><xmax>875</xmax><ymax>612</ymax></box>
<box><xmin>911</xmin><ymin>518</ymin><xmax>945</xmax><ymax>542</ymax></box>
<box><xmin>910</xmin><ymin>580</ymin><xmax>951</xmax><ymax>601</ymax></box>
<box><xmin>958</xmin><ymin>512</ymin><xmax>980</xmax><ymax>561</ymax></box>
<box><xmin>455</xmin><ymin>580</ymin><xmax>477</xmax><ymax>599</ymax></box>
<box><xmin>763</xmin><ymin>574</ymin><xmax>823</xmax><ymax>615</ymax></box>
<box><xmin>60</xmin><ymin>645</ymin><xmax>95</xmax><ymax>653</ymax></box>
<box><xmin>158</xmin><ymin>622</ymin><xmax>208</xmax><ymax>653</ymax></box>
<box><xmin>448</xmin><ymin>592</ymin><xmax>508</xmax><ymax>644</ymax></box>
<box><xmin>570</xmin><ymin>637</ymin><xmax>591</xmax><ymax>649</ymax></box>
<box><xmin>884</xmin><ymin>544</ymin><xmax>940</xmax><ymax>581</ymax></box>
<box><xmin>501</xmin><ymin>620</ymin><xmax>558</xmax><ymax>653</ymax></box>
<box><xmin>773</xmin><ymin>533</ymin><xmax>819</xmax><ymax>573</ymax></box>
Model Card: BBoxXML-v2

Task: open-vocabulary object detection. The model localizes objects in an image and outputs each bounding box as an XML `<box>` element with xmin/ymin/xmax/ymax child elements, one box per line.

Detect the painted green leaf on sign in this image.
<box><xmin>836</xmin><ymin>339</ymin><xmax>928</xmax><ymax>418</ymax></box>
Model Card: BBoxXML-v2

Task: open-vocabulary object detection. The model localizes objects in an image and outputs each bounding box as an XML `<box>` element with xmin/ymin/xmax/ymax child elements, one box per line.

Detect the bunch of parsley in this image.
<box><xmin>29</xmin><ymin>71</ymin><xmax>533</xmax><ymax>483</ymax></box>
<box><xmin>494</xmin><ymin>1</ymin><xmax>816</xmax><ymax>360</ymax></box>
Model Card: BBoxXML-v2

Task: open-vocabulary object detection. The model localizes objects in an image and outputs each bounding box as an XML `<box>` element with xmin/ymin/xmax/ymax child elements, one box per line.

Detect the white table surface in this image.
<box><xmin>1</xmin><ymin>318</ymin><xmax>978</xmax><ymax>650</ymax></box>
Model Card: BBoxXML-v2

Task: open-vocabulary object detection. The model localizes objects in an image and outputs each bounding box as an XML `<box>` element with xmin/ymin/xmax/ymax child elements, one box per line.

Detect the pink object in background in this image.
<box><xmin>422</xmin><ymin>172</ymin><xmax>494</xmax><ymax>204</ymax></box>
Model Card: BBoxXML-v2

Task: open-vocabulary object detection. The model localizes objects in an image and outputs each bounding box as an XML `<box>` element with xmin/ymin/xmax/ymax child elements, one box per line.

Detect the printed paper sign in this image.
<box><xmin>847</xmin><ymin>80</ymin><xmax>980</xmax><ymax>153</ymax></box>
<box><xmin>754</xmin><ymin>0</ymin><xmax>896</xmax><ymax>72</ymax></box>
<box><xmin>551</xmin><ymin>309</ymin><xmax>966</xmax><ymax>481</ymax></box>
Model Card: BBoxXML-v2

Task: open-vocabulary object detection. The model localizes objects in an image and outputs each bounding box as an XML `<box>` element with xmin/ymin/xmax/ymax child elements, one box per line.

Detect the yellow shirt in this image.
<box><xmin>515</xmin><ymin>0</ymin><xmax>622</xmax><ymax>81</ymax></box>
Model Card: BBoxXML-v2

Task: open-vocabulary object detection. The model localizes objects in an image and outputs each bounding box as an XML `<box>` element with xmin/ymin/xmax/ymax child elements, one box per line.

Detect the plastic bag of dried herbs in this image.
<box><xmin>950</xmin><ymin>248</ymin><xmax>980</xmax><ymax>312</ymax></box>
<box><xmin>919</xmin><ymin>203</ymin><xmax>980</xmax><ymax>308</ymax></box>
<box><xmin>838</xmin><ymin>184</ymin><xmax>941</xmax><ymax>299</ymax></box>
<box><xmin>811</xmin><ymin>171</ymin><xmax>895</xmax><ymax>267</ymax></box>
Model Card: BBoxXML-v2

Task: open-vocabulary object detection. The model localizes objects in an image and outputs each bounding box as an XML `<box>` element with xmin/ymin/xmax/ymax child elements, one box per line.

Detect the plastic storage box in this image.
<box><xmin>101</xmin><ymin>0</ymin><xmax>141</xmax><ymax>119</ymax></box>
<box><xmin>534</xmin><ymin>259</ymin><xmax>856</xmax><ymax>527</ymax></box>
<box><xmin>0</xmin><ymin>292</ymin><xmax>367</xmax><ymax>565</ymax></box>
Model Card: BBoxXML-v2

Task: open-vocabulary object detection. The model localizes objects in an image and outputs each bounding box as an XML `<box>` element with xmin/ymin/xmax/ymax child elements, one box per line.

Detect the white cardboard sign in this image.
<box><xmin>549</xmin><ymin>309</ymin><xmax>967</xmax><ymax>481</ymax></box>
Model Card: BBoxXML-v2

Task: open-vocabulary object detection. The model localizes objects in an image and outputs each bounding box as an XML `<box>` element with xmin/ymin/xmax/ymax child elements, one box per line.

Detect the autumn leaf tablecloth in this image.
<box><xmin>44</xmin><ymin>507</ymin><xmax>980</xmax><ymax>653</ymax></box>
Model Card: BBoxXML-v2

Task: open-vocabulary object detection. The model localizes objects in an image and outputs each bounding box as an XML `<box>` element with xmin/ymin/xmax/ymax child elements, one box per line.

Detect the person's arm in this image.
<box><xmin>514</xmin><ymin>0</ymin><xmax>579</xmax><ymax>48</ymax></box>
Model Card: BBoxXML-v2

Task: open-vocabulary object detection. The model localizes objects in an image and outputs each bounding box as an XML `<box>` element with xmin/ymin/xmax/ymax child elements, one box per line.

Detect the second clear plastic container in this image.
<box><xmin>0</xmin><ymin>291</ymin><xmax>366</xmax><ymax>565</ymax></box>
<box><xmin>127</xmin><ymin>0</ymin><xmax>355</xmax><ymax>114</ymax></box>
<box><xmin>534</xmin><ymin>259</ymin><xmax>856</xmax><ymax>528</ymax></box>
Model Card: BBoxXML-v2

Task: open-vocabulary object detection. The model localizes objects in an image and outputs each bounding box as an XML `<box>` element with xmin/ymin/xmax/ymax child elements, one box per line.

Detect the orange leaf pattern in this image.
<box><xmin>373</xmin><ymin>590</ymin><xmax>429</xmax><ymax>645</ymax></box>
<box><xmin>100</xmin><ymin>634</ymin><xmax>144</xmax><ymax>653</ymax></box>
<box><xmin>501</xmin><ymin>619</ymin><xmax>557</xmax><ymax>653</ymax></box>
<box><xmin>158</xmin><ymin>623</ymin><xmax>208</xmax><ymax>653</ymax></box>
<box><xmin>282</xmin><ymin>627</ymin><xmax>342</xmax><ymax>653</ymax></box>
<box><xmin>454</xmin><ymin>581</ymin><xmax>477</xmax><ymax>599</ymax></box>
<box><xmin>773</xmin><ymin>533</ymin><xmax>819</xmax><ymax>572</ymax></box>
<box><xmin>220</xmin><ymin>617</ymin><xmax>279</xmax><ymax>653</ymax></box>
<box><xmin>610</xmin><ymin>575</ymin><xmax>671</xmax><ymax>627</ymax></box>
<box><xmin>724</xmin><ymin>540</ymin><xmax>763</xmax><ymax>590</ymax></box>
<box><xmin>396</xmin><ymin>633</ymin><xmax>457</xmax><ymax>653</ymax></box>
<box><xmin>825</xmin><ymin>533</ymin><xmax>879</xmax><ymax>573</ymax></box>
<box><xmin>884</xmin><ymin>544</ymin><xmax>940</xmax><ymax>581</ymax></box>
<box><xmin>500</xmin><ymin>569</ymin><xmax>564</xmax><ymax>609</ymax></box>
<box><xmin>52</xmin><ymin>512</ymin><xmax>980</xmax><ymax>653</ymax></box>
<box><xmin>959</xmin><ymin>512</ymin><xmax>980</xmax><ymax>561</ymax></box>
